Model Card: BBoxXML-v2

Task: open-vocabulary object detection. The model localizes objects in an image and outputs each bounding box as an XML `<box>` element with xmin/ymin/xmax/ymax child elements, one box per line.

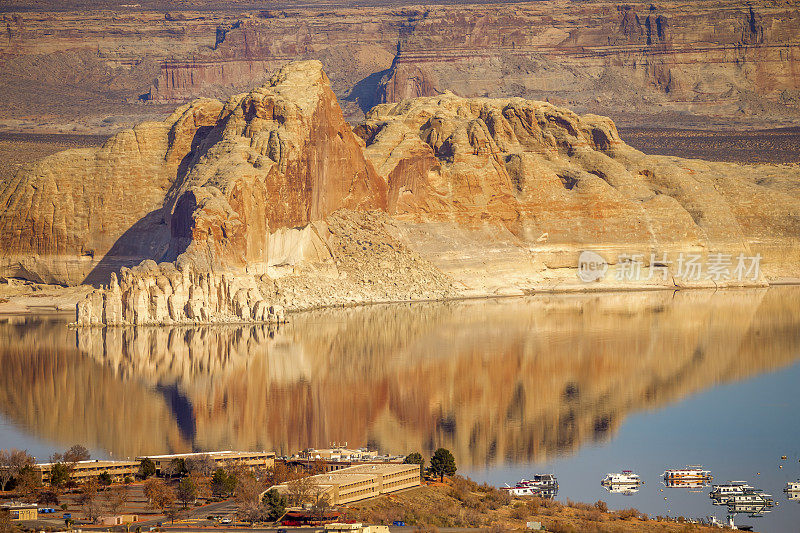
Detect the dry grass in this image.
<box><xmin>341</xmin><ymin>475</ymin><xmax>739</xmax><ymax>532</ymax></box>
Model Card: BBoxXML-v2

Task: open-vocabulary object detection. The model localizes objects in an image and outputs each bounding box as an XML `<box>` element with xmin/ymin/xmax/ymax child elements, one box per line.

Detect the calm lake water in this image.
<box><xmin>1</xmin><ymin>287</ymin><xmax>800</xmax><ymax>532</ymax></box>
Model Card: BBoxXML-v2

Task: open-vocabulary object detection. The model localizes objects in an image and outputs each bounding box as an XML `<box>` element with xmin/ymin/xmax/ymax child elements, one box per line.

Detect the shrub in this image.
<box><xmin>594</xmin><ymin>500</ymin><xmax>608</xmax><ymax>513</ymax></box>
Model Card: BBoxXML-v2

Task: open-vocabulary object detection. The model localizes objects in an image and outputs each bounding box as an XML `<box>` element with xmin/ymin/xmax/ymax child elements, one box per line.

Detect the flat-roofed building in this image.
<box><xmin>286</xmin><ymin>448</ymin><xmax>405</xmax><ymax>473</ymax></box>
<box><xmin>34</xmin><ymin>460</ymin><xmax>139</xmax><ymax>484</ymax></box>
<box><xmin>137</xmin><ymin>451</ymin><xmax>275</xmax><ymax>475</ymax></box>
<box><xmin>263</xmin><ymin>462</ymin><xmax>420</xmax><ymax>506</ymax></box>
<box><xmin>2</xmin><ymin>503</ymin><xmax>38</xmax><ymax>521</ymax></box>
<box><xmin>325</xmin><ymin>524</ymin><xmax>389</xmax><ymax>533</ymax></box>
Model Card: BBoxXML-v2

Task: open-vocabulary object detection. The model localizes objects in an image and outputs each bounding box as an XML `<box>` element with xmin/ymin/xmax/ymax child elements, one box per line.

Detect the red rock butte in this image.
<box><xmin>0</xmin><ymin>60</ymin><xmax>797</xmax><ymax>326</ymax></box>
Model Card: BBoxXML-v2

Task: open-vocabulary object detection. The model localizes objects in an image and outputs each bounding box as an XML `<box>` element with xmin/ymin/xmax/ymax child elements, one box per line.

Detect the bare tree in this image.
<box><xmin>310</xmin><ymin>488</ymin><xmax>332</xmax><ymax>523</ymax></box>
<box><xmin>0</xmin><ymin>449</ymin><xmax>35</xmax><ymax>492</ymax></box>
<box><xmin>187</xmin><ymin>471</ymin><xmax>210</xmax><ymax>500</ymax></box>
<box><xmin>235</xmin><ymin>473</ymin><xmax>264</xmax><ymax>524</ymax></box>
<box><xmin>14</xmin><ymin>466</ymin><xmax>40</xmax><ymax>502</ymax></box>
<box><xmin>143</xmin><ymin>478</ymin><xmax>175</xmax><ymax>515</ymax></box>
<box><xmin>63</xmin><ymin>445</ymin><xmax>90</xmax><ymax>464</ymax></box>
<box><xmin>285</xmin><ymin>475</ymin><xmax>317</xmax><ymax>507</ymax></box>
<box><xmin>185</xmin><ymin>455</ymin><xmax>215</xmax><ymax>477</ymax></box>
<box><xmin>77</xmin><ymin>480</ymin><xmax>101</xmax><ymax>523</ymax></box>
<box><xmin>0</xmin><ymin>507</ymin><xmax>20</xmax><ymax>533</ymax></box>
<box><xmin>103</xmin><ymin>484</ymin><xmax>130</xmax><ymax>516</ymax></box>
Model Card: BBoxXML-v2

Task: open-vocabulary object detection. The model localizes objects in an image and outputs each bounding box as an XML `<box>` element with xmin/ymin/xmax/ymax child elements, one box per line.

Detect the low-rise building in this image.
<box><xmin>34</xmin><ymin>460</ymin><xmax>139</xmax><ymax>484</ymax></box>
<box><xmin>263</xmin><ymin>462</ymin><xmax>420</xmax><ymax>506</ymax></box>
<box><xmin>325</xmin><ymin>523</ymin><xmax>389</xmax><ymax>533</ymax></box>
<box><xmin>137</xmin><ymin>450</ymin><xmax>275</xmax><ymax>475</ymax></box>
<box><xmin>97</xmin><ymin>514</ymin><xmax>138</xmax><ymax>525</ymax></box>
<box><xmin>1</xmin><ymin>502</ymin><xmax>38</xmax><ymax>521</ymax></box>
<box><xmin>286</xmin><ymin>448</ymin><xmax>405</xmax><ymax>472</ymax></box>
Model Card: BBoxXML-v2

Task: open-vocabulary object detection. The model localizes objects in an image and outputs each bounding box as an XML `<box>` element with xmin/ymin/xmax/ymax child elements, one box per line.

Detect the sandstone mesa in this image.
<box><xmin>0</xmin><ymin>60</ymin><xmax>798</xmax><ymax>326</ymax></box>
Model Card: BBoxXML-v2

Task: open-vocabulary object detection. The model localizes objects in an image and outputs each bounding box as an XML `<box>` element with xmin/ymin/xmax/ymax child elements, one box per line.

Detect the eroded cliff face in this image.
<box><xmin>357</xmin><ymin>93</ymin><xmax>800</xmax><ymax>294</ymax></box>
<box><xmin>0</xmin><ymin>99</ymin><xmax>223</xmax><ymax>285</ymax></box>
<box><xmin>1</xmin><ymin>2</ymin><xmax>798</xmax><ymax>130</ymax></box>
<box><xmin>4</xmin><ymin>287</ymin><xmax>800</xmax><ymax>465</ymax></box>
<box><xmin>376</xmin><ymin>1</ymin><xmax>800</xmax><ymax>126</ymax></box>
<box><xmin>2</xmin><ymin>60</ymin><xmax>799</xmax><ymax>325</ymax></box>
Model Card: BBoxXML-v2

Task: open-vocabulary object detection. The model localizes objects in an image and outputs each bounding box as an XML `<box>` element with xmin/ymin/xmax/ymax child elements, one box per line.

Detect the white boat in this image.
<box><xmin>601</xmin><ymin>470</ymin><xmax>643</xmax><ymax>486</ymax></box>
<box><xmin>503</xmin><ymin>474</ymin><xmax>558</xmax><ymax>498</ymax></box>
<box><xmin>663</xmin><ymin>465</ymin><xmax>712</xmax><ymax>481</ymax></box>
<box><xmin>664</xmin><ymin>477</ymin><xmax>711</xmax><ymax>489</ymax></box>
<box><xmin>785</xmin><ymin>480</ymin><xmax>800</xmax><ymax>492</ymax></box>
<box><xmin>603</xmin><ymin>483</ymin><xmax>640</xmax><ymax>495</ymax></box>
<box><xmin>709</xmin><ymin>481</ymin><xmax>756</xmax><ymax>504</ymax></box>
<box><xmin>727</xmin><ymin>491</ymin><xmax>773</xmax><ymax>506</ymax></box>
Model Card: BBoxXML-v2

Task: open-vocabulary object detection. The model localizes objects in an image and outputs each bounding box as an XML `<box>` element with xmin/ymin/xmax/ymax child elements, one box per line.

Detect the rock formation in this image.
<box><xmin>1</xmin><ymin>1</ymin><xmax>799</xmax><ymax>129</ymax></box>
<box><xmin>0</xmin><ymin>98</ymin><xmax>224</xmax><ymax>285</ymax></box>
<box><xmin>1</xmin><ymin>60</ymin><xmax>799</xmax><ymax>325</ymax></box>
<box><xmin>357</xmin><ymin>92</ymin><xmax>800</xmax><ymax>293</ymax></box>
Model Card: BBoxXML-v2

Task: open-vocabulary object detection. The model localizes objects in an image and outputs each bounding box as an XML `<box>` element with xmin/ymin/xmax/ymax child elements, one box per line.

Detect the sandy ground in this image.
<box><xmin>0</xmin><ymin>279</ymin><xmax>92</xmax><ymax>315</ymax></box>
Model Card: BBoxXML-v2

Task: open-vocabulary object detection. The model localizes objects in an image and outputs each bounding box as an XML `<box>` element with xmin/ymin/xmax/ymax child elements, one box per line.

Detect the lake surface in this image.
<box><xmin>1</xmin><ymin>287</ymin><xmax>800</xmax><ymax>532</ymax></box>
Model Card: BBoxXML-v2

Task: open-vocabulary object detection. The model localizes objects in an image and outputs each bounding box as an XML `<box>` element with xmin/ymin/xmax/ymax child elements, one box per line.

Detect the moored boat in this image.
<box><xmin>785</xmin><ymin>480</ymin><xmax>800</xmax><ymax>492</ymax></box>
<box><xmin>601</xmin><ymin>470</ymin><xmax>643</xmax><ymax>486</ymax></box>
<box><xmin>663</xmin><ymin>465</ymin><xmax>712</xmax><ymax>481</ymax></box>
<box><xmin>663</xmin><ymin>477</ymin><xmax>711</xmax><ymax>489</ymax></box>
<box><xmin>503</xmin><ymin>474</ymin><xmax>558</xmax><ymax>498</ymax></box>
<box><xmin>709</xmin><ymin>481</ymin><xmax>756</xmax><ymax>505</ymax></box>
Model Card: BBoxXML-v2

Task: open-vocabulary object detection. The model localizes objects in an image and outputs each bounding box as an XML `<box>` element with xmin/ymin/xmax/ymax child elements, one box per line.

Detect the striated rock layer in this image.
<box><xmin>358</xmin><ymin>93</ymin><xmax>800</xmax><ymax>293</ymax></box>
<box><xmin>0</xmin><ymin>61</ymin><xmax>798</xmax><ymax>325</ymax></box>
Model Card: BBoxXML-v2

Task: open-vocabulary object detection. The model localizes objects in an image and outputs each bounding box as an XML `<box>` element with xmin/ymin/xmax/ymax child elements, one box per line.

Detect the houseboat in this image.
<box><xmin>785</xmin><ymin>480</ymin><xmax>800</xmax><ymax>492</ymax></box>
<box><xmin>662</xmin><ymin>466</ymin><xmax>712</xmax><ymax>482</ymax></box>
<box><xmin>709</xmin><ymin>481</ymin><xmax>756</xmax><ymax>504</ymax></box>
<box><xmin>663</xmin><ymin>478</ymin><xmax>711</xmax><ymax>489</ymax></box>
<box><xmin>601</xmin><ymin>471</ymin><xmax>643</xmax><ymax>487</ymax></box>
<box><xmin>503</xmin><ymin>474</ymin><xmax>558</xmax><ymax>498</ymax></box>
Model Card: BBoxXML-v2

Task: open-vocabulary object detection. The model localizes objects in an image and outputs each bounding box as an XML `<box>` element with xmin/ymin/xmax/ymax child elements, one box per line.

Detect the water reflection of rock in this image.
<box><xmin>2</xmin><ymin>287</ymin><xmax>800</xmax><ymax>466</ymax></box>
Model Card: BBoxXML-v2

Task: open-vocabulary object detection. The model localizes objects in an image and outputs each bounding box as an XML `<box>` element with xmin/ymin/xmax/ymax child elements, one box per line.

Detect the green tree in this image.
<box><xmin>176</xmin><ymin>478</ymin><xmax>197</xmax><ymax>509</ymax></box>
<box><xmin>261</xmin><ymin>489</ymin><xmax>286</xmax><ymax>522</ymax></box>
<box><xmin>15</xmin><ymin>465</ymin><xmax>41</xmax><ymax>501</ymax></box>
<box><xmin>0</xmin><ymin>449</ymin><xmax>35</xmax><ymax>492</ymax></box>
<box><xmin>98</xmin><ymin>471</ymin><xmax>112</xmax><ymax>486</ymax></box>
<box><xmin>429</xmin><ymin>448</ymin><xmax>457</xmax><ymax>482</ymax></box>
<box><xmin>211</xmin><ymin>468</ymin><xmax>236</xmax><ymax>498</ymax></box>
<box><xmin>49</xmin><ymin>462</ymin><xmax>72</xmax><ymax>489</ymax></box>
<box><xmin>166</xmin><ymin>458</ymin><xmax>187</xmax><ymax>478</ymax></box>
<box><xmin>138</xmin><ymin>458</ymin><xmax>156</xmax><ymax>479</ymax></box>
<box><xmin>403</xmin><ymin>452</ymin><xmax>425</xmax><ymax>477</ymax></box>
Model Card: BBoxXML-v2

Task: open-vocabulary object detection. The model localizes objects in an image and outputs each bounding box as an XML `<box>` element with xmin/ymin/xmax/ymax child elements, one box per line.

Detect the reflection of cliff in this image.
<box><xmin>0</xmin><ymin>316</ymin><xmax>191</xmax><ymax>457</ymax></box>
<box><xmin>3</xmin><ymin>287</ymin><xmax>800</xmax><ymax>466</ymax></box>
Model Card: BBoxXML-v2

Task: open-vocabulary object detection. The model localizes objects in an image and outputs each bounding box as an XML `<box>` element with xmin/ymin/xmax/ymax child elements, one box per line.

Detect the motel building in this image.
<box><xmin>263</xmin><ymin>463</ymin><xmax>421</xmax><ymax>506</ymax></box>
<box><xmin>136</xmin><ymin>451</ymin><xmax>275</xmax><ymax>475</ymax></box>
<box><xmin>34</xmin><ymin>460</ymin><xmax>140</xmax><ymax>484</ymax></box>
